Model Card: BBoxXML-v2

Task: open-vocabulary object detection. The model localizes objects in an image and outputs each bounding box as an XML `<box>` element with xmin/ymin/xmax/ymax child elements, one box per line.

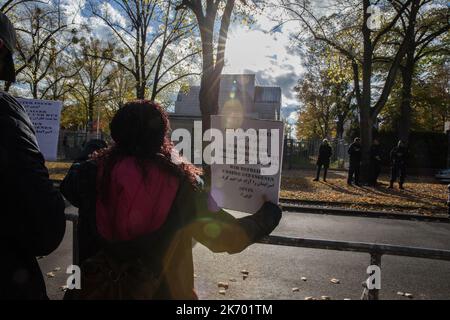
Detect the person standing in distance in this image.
<box><xmin>314</xmin><ymin>139</ymin><xmax>332</xmax><ymax>182</ymax></box>
<box><xmin>0</xmin><ymin>13</ymin><xmax>66</xmax><ymax>300</ymax></box>
<box><xmin>389</xmin><ymin>140</ymin><xmax>409</xmax><ymax>190</ymax></box>
<box><xmin>370</xmin><ymin>138</ymin><xmax>383</xmax><ymax>186</ymax></box>
<box><xmin>347</xmin><ymin>138</ymin><xmax>362</xmax><ymax>186</ymax></box>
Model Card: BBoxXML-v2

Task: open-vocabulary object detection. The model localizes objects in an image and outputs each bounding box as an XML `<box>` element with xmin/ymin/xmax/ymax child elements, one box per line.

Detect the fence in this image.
<box><xmin>57</xmin><ymin>131</ymin><xmax>347</xmax><ymax>167</ymax></box>
<box><xmin>259</xmin><ymin>235</ymin><xmax>450</xmax><ymax>300</ymax></box>
<box><xmin>64</xmin><ymin>211</ymin><xmax>450</xmax><ymax>300</ymax></box>
<box><xmin>58</xmin><ymin>130</ymin><xmax>108</xmax><ymax>160</ymax></box>
<box><xmin>284</xmin><ymin>138</ymin><xmax>350</xmax><ymax>170</ymax></box>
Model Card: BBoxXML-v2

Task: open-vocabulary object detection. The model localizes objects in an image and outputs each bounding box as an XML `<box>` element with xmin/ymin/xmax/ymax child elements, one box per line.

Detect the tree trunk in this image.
<box><xmin>134</xmin><ymin>25</ymin><xmax>144</xmax><ymax>100</ymax></box>
<box><xmin>360</xmin><ymin>112</ymin><xmax>373</xmax><ymax>178</ymax></box>
<box><xmin>186</xmin><ymin>0</ymin><xmax>235</xmax><ymax>186</ymax></box>
<box><xmin>199</xmin><ymin>72</ymin><xmax>220</xmax><ymax>132</ymax></box>
<box><xmin>398</xmin><ymin>33</ymin><xmax>416</xmax><ymax>144</ymax></box>
<box><xmin>360</xmin><ymin>0</ymin><xmax>374</xmax><ymax>183</ymax></box>
<box><xmin>136</xmin><ymin>83</ymin><xmax>145</xmax><ymax>100</ymax></box>
<box><xmin>32</xmin><ymin>82</ymin><xmax>38</xmax><ymax>99</ymax></box>
<box><xmin>140</xmin><ymin>35</ymin><xmax>146</xmax><ymax>100</ymax></box>
<box><xmin>198</xmin><ymin>10</ymin><xmax>220</xmax><ymax>133</ymax></box>
<box><xmin>336</xmin><ymin>114</ymin><xmax>345</xmax><ymax>139</ymax></box>
<box><xmin>151</xmin><ymin>45</ymin><xmax>166</xmax><ymax>101</ymax></box>
<box><xmin>399</xmin><ymin>64</ymin><xmax>414</xmax><ymax>143</ymax></box>
<box><xmin>3</xmin><ymin>81</ymin><xmax>11</xmax><ymax>92</ymax></box>
<box><xmin>88</xmin><ymin>101</ymin><xmax>94</xmax><ymax>133</ymax></box>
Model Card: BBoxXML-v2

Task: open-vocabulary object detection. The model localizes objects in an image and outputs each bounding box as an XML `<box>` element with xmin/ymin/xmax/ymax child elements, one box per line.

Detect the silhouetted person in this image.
<box><xmin>314</xmin><ymin>139</ymin><xmax>332</xmax><ymax>182</ymax></box>
<box><xmin>76</xmin><ymin>139</ymin><xmax>108</xmax><ymax>162</ymax></box>
<box><xmin>347</xmin><ymin>138</ymin><xmax>362</xmax><ymax>186</ymax></box>
<box><xmin>0</xmin><ymin>13</ymin><xmax>66</xmax><ymax>299</ymax></box>
<box><xmin>390</xmin><ymin>140</ymin><xmax>408</xmax><ymax>190</ymax></box>
<box><xmin>370</xmin><ymin>139</ymin><xmax>382</xmax><ymax>186</ymax></box>
<box><xmin>60</xmin><ymin>101</ymin><xmax>282</xmax><ymax>300</ymax></box>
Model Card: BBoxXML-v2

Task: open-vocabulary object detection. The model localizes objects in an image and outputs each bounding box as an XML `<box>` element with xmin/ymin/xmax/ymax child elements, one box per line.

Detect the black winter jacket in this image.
<box><xmin>390</xmin><ymin>146</ymin><xmax>408</xmax><ymax>166</ymax></box>
<box><xmin>348</xmin><ymin>142</ymin><xmax>362</xmax><ymax>164</ymax></box>
<box><xmin>0</xmin><ymin>91</ymin><xmax>66</xmax><ymax>299</ymax></box>
<box><xmin>370</xmin><ymin>145</ymin><xmax>382</xmax><ymax>164</ymax></box>
<box><xmin>60</xmin><ymin>160</ymin><xmax>282</xmax><ymax>300</ymax></box>
<box><xmin>317</xmin><ymin>144</ymin><xmax>332</xmax><ymax>166</ymax></box>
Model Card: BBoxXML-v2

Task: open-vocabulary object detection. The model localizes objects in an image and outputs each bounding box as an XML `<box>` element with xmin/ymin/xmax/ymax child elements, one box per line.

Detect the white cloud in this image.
<box><xmin>224</xmin><ymin>9</ymin><xmax>303</xmax><ymax>122</ymax></box>
<box><xmin>60</xmin><ymin>0</ymin><xmax>86</xmax><ymax>26</ymax></box>
<box><xmin>59</xmin><ymin>0</ymin><xmax>303</xmax><ymax>124</ymax></box>
<box><xmin>99</xmin><ymin>2</ymin><xmax>127</xmax><ymax>28</ymax></box>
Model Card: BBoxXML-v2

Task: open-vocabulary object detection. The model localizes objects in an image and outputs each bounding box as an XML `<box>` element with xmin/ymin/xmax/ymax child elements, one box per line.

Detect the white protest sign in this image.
<box><xmin>17</xmin><ymin>98</ymin><xmax>63</xmax><ymax>161</ymax></box>
<box><xmin>210</xmin><ymin>116</ymin><xmax>284</xmax><ymax>214</ymax></box>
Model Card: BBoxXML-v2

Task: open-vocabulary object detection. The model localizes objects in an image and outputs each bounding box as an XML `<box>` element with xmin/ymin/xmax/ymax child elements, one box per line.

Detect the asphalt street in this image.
<box><xmin>39</xmin><ymin>208</ymin><xmax>450</xmax><ymax>300</ymax></box>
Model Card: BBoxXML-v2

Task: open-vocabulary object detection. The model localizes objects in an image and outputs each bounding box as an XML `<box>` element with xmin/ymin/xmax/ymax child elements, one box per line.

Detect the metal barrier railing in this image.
<box><xmin>258</xmin><ymin>235</ymin><xmax>450</xmax><ymax>300</ymax></box>
<box><xmin>65</xmin><ymin>212</ymin><xmax>450</xmax><ymax>300</ymax></box>
<box><xmin>65</xmin><ymin>212</ymin><xmax>79</xmax><ymax>266</ymax></box>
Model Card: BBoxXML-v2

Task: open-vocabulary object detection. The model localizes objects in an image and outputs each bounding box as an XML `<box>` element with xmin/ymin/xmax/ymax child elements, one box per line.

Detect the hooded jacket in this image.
<box><xmin>60</xmin><ymin>158</ymin><xmax>282</xmax><ymax>299</ymax></box>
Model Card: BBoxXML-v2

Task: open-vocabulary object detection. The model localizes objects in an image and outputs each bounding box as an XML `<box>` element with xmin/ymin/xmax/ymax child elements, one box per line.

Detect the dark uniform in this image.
<box><xmin>347</xmin><ymin>142</ymin><xmax>362</xmax><ymax>185</ymax></box>
<box><xmin>315</xmin><ymin>143</ymin><xmax>332</xmax><ymax>181</ymax></box>
<box><xmin>390</xmin><ymin>145</ymin><xmax>408</xmax><ymax>188</ymax></box>
<box><xmin>370</xmin><ymin>144</ymin><xmax>382</xmax><ymax>186</ymax></box>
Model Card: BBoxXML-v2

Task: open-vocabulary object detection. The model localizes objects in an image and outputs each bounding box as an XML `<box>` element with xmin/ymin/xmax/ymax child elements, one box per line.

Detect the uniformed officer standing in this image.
<box><xmin>314</xmin><ymin>139</ymin><xmax>333</xmax><ymax>182</ymax></box>
<box><xmin>347</xmin><ymin>138</ymin><xmax>362</xmax><ymax>186</ymax></box>
<box><xmin>389</xmin><ymin>140</ymin><xmax>409</xmax><ymax>190</ymax></box>
<box><xmin>370</xmin><ymin>139</ymin><xmax>382</xmax><ymax>186</ymax></box>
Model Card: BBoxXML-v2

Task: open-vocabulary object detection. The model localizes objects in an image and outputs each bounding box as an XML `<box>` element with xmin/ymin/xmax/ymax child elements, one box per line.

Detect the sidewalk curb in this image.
<box><xmin>280</xmin><ymin>203</ymin><xmax>450</xmax><ymax>223</ymax></box>
<box><xmin>54</xmin><ymin>179</ymin><xmax>449</xmax><ymax>223</ymax></box>
<box><xmin>279</xmin><ymin>197</ymin><xmax>433</xmax><ymax>212</ymax></box>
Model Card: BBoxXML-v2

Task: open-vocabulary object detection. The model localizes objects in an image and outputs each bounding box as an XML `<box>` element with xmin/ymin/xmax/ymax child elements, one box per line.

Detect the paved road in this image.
<box><xmin>39</xmin><ymin>209</ymin><xmax>450</xmax><ymax>300</ymax></box>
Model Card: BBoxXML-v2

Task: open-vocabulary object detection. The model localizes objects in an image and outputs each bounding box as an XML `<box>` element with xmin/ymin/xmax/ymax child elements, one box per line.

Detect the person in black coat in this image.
<box><xmin>347</xmin><ymin>138</ymin><xmax>362</xmax><ymax>186</ymax></box>
<box><xmin>389</xmin><ymin>140</ymin><xmax>408</xmax><ymax>189</ymax></box>
<box><xmin>0</xmin><ymin>13</ymin><xmax>66</xmax><ymax>300</ymax></box>
<box><xmin>314</xmin><ymin>139</ymin><xmax>332</xmax><ymax>182</ymax></box>
<box><xmin>370</xmin><ymin>139</ymin><xmax>382</xmax><ymax>186</ymax></box>
<box><xmin>76</xmin><ymin>139</ymin><xmax>108</xmax><ymax>162</ymax></box>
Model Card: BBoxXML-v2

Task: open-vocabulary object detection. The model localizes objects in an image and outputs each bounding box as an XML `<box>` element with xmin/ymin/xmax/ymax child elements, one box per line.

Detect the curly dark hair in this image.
<box><xmin>98</xmin><ymin>100</ymin><xmax>201</xmax><ymax>202</ymax></box>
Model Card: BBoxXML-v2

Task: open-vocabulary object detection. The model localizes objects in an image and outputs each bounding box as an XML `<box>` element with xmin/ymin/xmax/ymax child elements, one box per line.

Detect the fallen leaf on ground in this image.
<box><xmin>330</xmin><ymin>278</ymin><xmax>340</xmax><ymax>284</ymax></box>
<box><xmin>218</xmin><ymin>282</ymin><xmax>229</xmax><ymax>290</ymax></box>
<box><xmin>46</xmin><ymin>272</ymin><xmax>56</xmax><ymax>278</ymax></box>
<box><xmin>292</xmin><ymin>288</ymin><xmax>300</xmax><ymax>292</ymax></box>
<box><xmin>281</xmin><ymin>170</ymin><xmax>447</xmax><ymax>216</ymax></box>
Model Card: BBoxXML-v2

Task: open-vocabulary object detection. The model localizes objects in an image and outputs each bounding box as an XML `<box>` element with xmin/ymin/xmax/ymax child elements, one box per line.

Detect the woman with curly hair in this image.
<box><xmin>60</xmin><ymin>100</ymin><xmax>281</xmax><ymax>300</ymax></box>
